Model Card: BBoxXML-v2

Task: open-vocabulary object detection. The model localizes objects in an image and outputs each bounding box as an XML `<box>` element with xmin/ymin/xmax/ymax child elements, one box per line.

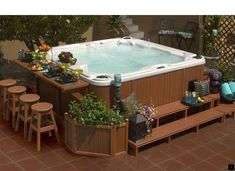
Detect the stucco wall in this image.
<box><xmin>92</xmin><ymin>15</ymin><xmax>201</xmax><ymax>54</ymax></box>
<box><xmin>0</xmin><ymin>27</ymin><xmax>93</xmax><ymax>60</ymax></box>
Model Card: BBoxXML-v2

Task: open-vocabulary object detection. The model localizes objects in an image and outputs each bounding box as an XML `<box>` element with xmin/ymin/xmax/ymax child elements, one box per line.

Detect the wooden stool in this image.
<box><xmin>6</xmin><ymin>86</ymin><xmax>26</xmax><ymax>128</ymax></box>
<box><xmin>0</xmin><ymin>79</ymin><xmax>17</xmax><ymax>119</ymax></box>
<box><xmin>28</xmin><ymin>102</ymin><xmax>60</xmax><ymax>151</ymax></box>
<box><xmin>15</xmin><ymin>94</ymin><xmax>40</xmax><ymax>139</ymax></box>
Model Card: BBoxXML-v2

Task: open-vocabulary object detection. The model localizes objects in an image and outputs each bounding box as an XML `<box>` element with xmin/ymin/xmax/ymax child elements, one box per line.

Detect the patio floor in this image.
<box><xmin>0</xmin><ymin>117</ymin><xmax>234</xmax><ymax>171</ymax></box>
<box><xmin>0</xmin><ymin>61</ymin><xmax>235</xmax><ymax>171</ymax></box>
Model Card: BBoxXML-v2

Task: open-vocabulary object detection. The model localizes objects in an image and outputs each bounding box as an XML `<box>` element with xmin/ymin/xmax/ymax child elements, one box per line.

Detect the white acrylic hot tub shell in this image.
<box><xmin>47</xmin><ymin>37</ymin><xmax>205</xmax><ymax>86</ymax></box>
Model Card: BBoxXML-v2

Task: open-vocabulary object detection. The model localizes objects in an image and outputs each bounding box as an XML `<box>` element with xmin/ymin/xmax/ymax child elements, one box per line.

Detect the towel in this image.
<box><xmin>229</xmin><ymin>82</ymin><xmax>235</xmax><ymax>97</ymax></box>
<box><xmin>221</xmin><ymin>83</ymin><xmax>233</xmax><ymax>98</ymax></box>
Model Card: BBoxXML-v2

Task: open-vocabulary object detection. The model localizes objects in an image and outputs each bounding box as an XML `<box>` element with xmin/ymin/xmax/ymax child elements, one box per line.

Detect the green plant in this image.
<box><xmin>68</xmin><ymin>93</ymin><xmax>124</xmax><ymax>125</ymax></box>
<box><xmin>0</xmin><ymin>16</ymin><xmax>100</xmax><ymax>51</ymax></box>
<box><xmin>107</xmin><ymin>15</ymin><xmax>124</xmax><ymax>36</ymax></box>
<box><xmin>216</xmin><ymin>64</ymin><xmax>234</xmax><ymax>82</ymax></box>
<box><xmin>203</xmin><ymin>15</ymin><xmax>222</xmax><ymax>56</ymax></box>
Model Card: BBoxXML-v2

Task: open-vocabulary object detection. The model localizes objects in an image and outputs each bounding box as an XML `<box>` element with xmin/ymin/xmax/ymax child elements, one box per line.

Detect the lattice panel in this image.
<box><xmin>216</xmin><ymin>16</ymin><xmax>235</xmax><ymax>70</ymax></box>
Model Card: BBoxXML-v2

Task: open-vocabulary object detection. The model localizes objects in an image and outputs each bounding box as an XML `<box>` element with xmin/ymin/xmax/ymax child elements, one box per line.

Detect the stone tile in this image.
<box><xmin>37</xmin><ymin>152</ymin><xmax>65</xmax><ymax>167</ymax></box>
<box><xmin>23</xmin><ymin>143</ymin><xmax>52</xmax><ymax>156</ymax></box>
<box><xmin>17</xmin><ymin>158</ymin><xmax>47</xmax><ymax>171</ymax></box>
<box><xmin>221</xmin><ymin>149</ymin><xmax>235</xmax><ymax>161</ymax></box>
<box><xmin>158</xmin><ymin>143</ymin><xmax>184</xmax><ymax>158</ymax></box>
<box><xmin>0</xmin><ymin>153</ymin><xmax>11</xmax><ymax>165</ymax></box>
<box><xmin>49</xmin><ymin>163</ymin><xmax>77</xmax><ymax>171</ymax></box>
<box><xmin>115</xmin><ymin>155</ymin><xmax>154</xmax><ymax>171</ymax></box>
<box><xmin>188</xmin><ymin>134</ymin><xmax>212</xmax><ymax>145</ymax></box>
<box><xmin>54</xmin><ymin>148</ymin><xmax>81</xmax><ymax>162</ymax></box>
<box><xmin>0</xmin><ymin>137</ymin><xmax>21</xmax><ymax>153</ymax></box>
<box><xmin>205</xmin><ymin>141</ymin><xmax>229</xmax><ymax>153</ymax></box>
<box><xmin>141</xmin><ymin>148</ymin><xmax>169</xmax><ymax>164</ymax></box>
<box><xmin>190</xmin><ymin>147</ymin><xmax>216</xmax><ymax>160</ymax></box>
<box><xmin>70</xmin><ymin>157</ymin><xmax>101</xmax><ymax>171</ymax></box>
<box><xmin>43</xmin><ymin>137</ymin><xmax>64</xmax><ymax>150</ymax></box>
<box><xmin>191</xmin><ymin>161</ymin><xmax>218</xmax><ymax>171</ymax></box>
<box><xmin>102</xmin><ymin>160</ymin><xmax>135</xmax><ymax>171</ymax></box>
<box><xmin>0</xmin><ymin>131</ymin><xmax>7</xmax><ymax>140</ymax></box>
<box><xmin>206</xmin><ymin>154</ymin><xmax>231</xmax><ymax>170</ymax></box>
<box><xmin>0</xmin><ymin>163</ymin><xmax>24</xmax><ymax>171</ymax></box>
<box><xmin>159</xmin><ymin>159</ymin><xmax>185</xmax><ymax>171</ymax></box>
<box><xmin>174</xmin><ymin>138</ymin><xmax>199</xmax><ymax>151</ymax></box>
<box><xmin>7</xmin><ymin>149</ymin><xmax>32</xmax><ymax>162</ymax></box>
<box><xmin>144</xmin><ymin>165</ymin><xmax>164</xmax><ymax>171</ymax></box>
<box><xmin>87</xmin><ymin>155</ymin><xmax>122</xmax><ymax>169</ymax></box>
<box><xmin>218</xmin><ymin>135</ymin><xmax>235</xmax><ymax>148</ymax></box>
<box><xmin>175</xmin><ymin>152</ymin><xmax>201</xmax><ymax>167</ymax></box>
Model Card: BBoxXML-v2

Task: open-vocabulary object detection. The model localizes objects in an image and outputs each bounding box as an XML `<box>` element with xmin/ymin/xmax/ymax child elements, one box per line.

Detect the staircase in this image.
<box><xmin>121</xmin><ymin>16</ymin><xmax>145</xmax><ymax>39</ymax></box>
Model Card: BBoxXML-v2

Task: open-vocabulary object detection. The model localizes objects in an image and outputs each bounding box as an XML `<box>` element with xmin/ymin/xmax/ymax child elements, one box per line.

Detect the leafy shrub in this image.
<box><xmin>68</xmin><ymin>93</ymin><xmax>124</xmax><ymax>125</ymax></box>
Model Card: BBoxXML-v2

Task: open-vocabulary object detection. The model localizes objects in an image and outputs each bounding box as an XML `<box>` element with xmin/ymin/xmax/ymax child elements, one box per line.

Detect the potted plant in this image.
<box><xmin>138</xmin><ymin>103</ymin><xmax>157</xmax><ymax>134</ymax></box>
<box><xmin>202</xmin><ymin>16</ymin><xmax>222</xmax><ymax>68</ymax></box>
<box><xmin>64</xmin><ymin>93</ymin><xmax>128</xmax><ymax>157</ymax></box>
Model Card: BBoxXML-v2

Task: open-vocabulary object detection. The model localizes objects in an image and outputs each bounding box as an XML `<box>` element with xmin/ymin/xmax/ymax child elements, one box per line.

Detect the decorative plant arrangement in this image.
<box><xmin>138</xmin><ymin>103</ymin><xmax>157</xmax><ymax>134</ymax></box>
<box><xmin>58</xmin><ymin>51</ymin><xmax>77</xmax><ymax>65</ymax></box>
<box><xmin>38</xmin><ymin>44</ymin><xmax>51</xmax><ymax>52</ymax></box>
<box><xmin>64</xmin><ymin>93</ymin><xmax>128</xmax><ymax>156</ymax></box>
<box><xmin>55</xmin><ymin>68</ymin><xmax>82</xmax><ymax>84</ymax></box>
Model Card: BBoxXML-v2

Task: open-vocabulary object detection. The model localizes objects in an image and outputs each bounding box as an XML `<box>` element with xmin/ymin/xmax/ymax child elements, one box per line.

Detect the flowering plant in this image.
<box><xmin>138</xmin><ymin>104</ymin><xmax>157</xmax><ymax>122</ymax></box>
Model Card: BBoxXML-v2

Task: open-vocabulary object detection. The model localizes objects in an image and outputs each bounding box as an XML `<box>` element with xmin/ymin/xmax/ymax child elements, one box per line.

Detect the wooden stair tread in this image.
<box><xmin>129</xmin><ymin>108</ymin><xmax>224</xmax><ymax>148</ymax></box>
<box><xmin>207</xmin><ymin>93</ymin><xmax>220</xmax><ymax>100</ymax></box>
<box><xmin>213</xmin><ymin>104</ymin><xmax>235</xmax><ymax>113</ymax></box>
<box><xmin>155</xmin><ymin>101</ymin><xmax>188</xmax><ymax>119</ymax></box>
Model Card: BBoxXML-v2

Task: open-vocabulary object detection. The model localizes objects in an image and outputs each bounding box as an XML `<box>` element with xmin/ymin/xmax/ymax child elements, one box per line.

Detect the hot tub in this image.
<box><xmin>48</xmin><ymin>37</ymin><xmax>205</xmax><ymax>106</ymax></box>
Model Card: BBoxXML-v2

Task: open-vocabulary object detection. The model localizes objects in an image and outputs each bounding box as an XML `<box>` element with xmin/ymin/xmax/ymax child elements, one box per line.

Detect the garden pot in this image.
<box><xmin>64</xmin><ymin>114</ymin><xmax>128</xmax><ymax>157</ymax></box>
<box><xmin>204</xmin><ymin>56</ymin><xmax>219</xmax><ymax>69</ymax></box>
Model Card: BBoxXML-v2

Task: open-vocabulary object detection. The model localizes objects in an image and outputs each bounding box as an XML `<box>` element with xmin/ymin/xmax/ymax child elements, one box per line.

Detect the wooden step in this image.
<box><xmin>129</xmin><ymin>108</ymin><xmax>224</xmax><ymax>155</ymax></box>
<box><xmin>214</xmin><ymin>103</ymin><xmax>235</xmax><ymax>118</ymax></box>
<box><xmin>155</xmin><ymin>100</ymin><xmax>188</xmax><ymax>119</ymax></box>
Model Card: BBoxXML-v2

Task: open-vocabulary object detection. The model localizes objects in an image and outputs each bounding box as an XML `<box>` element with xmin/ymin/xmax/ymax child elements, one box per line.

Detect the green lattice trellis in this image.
<box><xmin>216</xmin><ymin>16</ymin><xmax>235</xmax><ymax>80</ymax></box>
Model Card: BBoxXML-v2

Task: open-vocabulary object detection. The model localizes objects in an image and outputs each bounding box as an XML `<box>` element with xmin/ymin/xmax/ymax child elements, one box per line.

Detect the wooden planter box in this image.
<box><xmin>64</xmin><ymin>114</ymin><xmax>128</xmax><ymax>157</ymax></box>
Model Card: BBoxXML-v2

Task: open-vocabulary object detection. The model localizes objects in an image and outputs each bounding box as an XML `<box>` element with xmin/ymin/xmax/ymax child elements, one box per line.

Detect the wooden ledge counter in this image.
<box><xmin>13</xmin><ymin>59</ymin><xmax>89</xmax><ymax>117</ymax></box>
<box><xmin>13</xmin><ymin>59</ymin><xmax>89</xmax><ymax>92</ymax></box>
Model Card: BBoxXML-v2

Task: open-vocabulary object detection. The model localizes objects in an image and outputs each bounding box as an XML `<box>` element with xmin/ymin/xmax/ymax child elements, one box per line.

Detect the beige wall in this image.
<box><xmin>0</xmin><ymin>27</ymin><xmax>93</xmax><ymax>60</ymax></box>
<box><xmin>92</xmin><ymin>15</ymin><xmax>201</xmax><ymax>54</ymax></box>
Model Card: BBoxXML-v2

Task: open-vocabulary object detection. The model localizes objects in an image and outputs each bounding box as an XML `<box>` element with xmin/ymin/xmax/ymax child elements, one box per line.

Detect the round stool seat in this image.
<box><xmin>31</xmin><ymin>102</ymin><xmax>53</xmax><ymax>112</ymax></box>
<box><xmin>20</xmin><ymin>94</ymin><xmax>40</xmax><ymax>103</ymax></box>
<box><xmin>0</xmin><ymin>79</ymin><xmax>17</xmax><ymax>87</ymax></box>
<box><xmin>7</xmin><ymin>86</ymin><xmax>26</xmax><ymax>94</ymax></box>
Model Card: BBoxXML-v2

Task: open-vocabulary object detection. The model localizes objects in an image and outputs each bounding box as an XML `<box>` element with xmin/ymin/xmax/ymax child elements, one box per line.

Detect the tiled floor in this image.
<box><xmin>0</xmin><ymin>116</ymin><xmax>234</xmax><ymax>171</ymax></box>
<box><xmin>1</xmin><ymin>61</ymin><xmax>235</xmax><ymax>170</ymax></box>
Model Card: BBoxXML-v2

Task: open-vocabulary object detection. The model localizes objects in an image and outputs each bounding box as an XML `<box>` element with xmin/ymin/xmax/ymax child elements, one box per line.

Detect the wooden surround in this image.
<box><xmin>90</xmin><ymin>65</ymin><xmax>204</xmax><ymax>107</ymax></box>
<box><xmin>14</xmin><ymin>59</ymin><xmax>204</xmax><ymax>111</ymax></box>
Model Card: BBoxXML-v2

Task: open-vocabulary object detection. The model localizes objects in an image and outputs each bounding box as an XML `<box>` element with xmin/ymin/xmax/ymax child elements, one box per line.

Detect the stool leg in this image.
<box><xmin>12</xmin><ymin>94</ymin><xmax>16</xmax><ymax>128</ymax></box>
<box><xmin>37</xmin><ymin>112</ymin><xmax>41</xmax><ymax>151</ymax></box>
<box><xmin>23</xmin><ymin>104</ymin><xmax>29</xmax><ymax>139</ymax></box>
<box><xmin>15</xmin><ymin>101</ymin><xmax>23</xmax><ymax>132</ymax></box>
<box><xmin>2</xmin><ymin>87</ymin><xmax>7</xmax><ymax>120</ymax></box>
<box><xmin>6</xmin><ymin>96</ymin><xmax>10</xmax><ymax>121</ymax></box>
<box><xmin>28</xmin><ymin>111</ymin><xmax>34</xmax><ymax>142</ymax></box>
<box><xmin>50</xmin><ymin>111</ymin><xmax>60</xmax><ymax>144</ymax></box>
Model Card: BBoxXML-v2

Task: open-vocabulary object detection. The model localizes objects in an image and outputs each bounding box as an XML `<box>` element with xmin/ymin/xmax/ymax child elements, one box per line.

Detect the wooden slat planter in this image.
<box><xmin>64</xmin><ymin>114</ymin><xmax>128</xmax><ymax>157</ymax></box>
